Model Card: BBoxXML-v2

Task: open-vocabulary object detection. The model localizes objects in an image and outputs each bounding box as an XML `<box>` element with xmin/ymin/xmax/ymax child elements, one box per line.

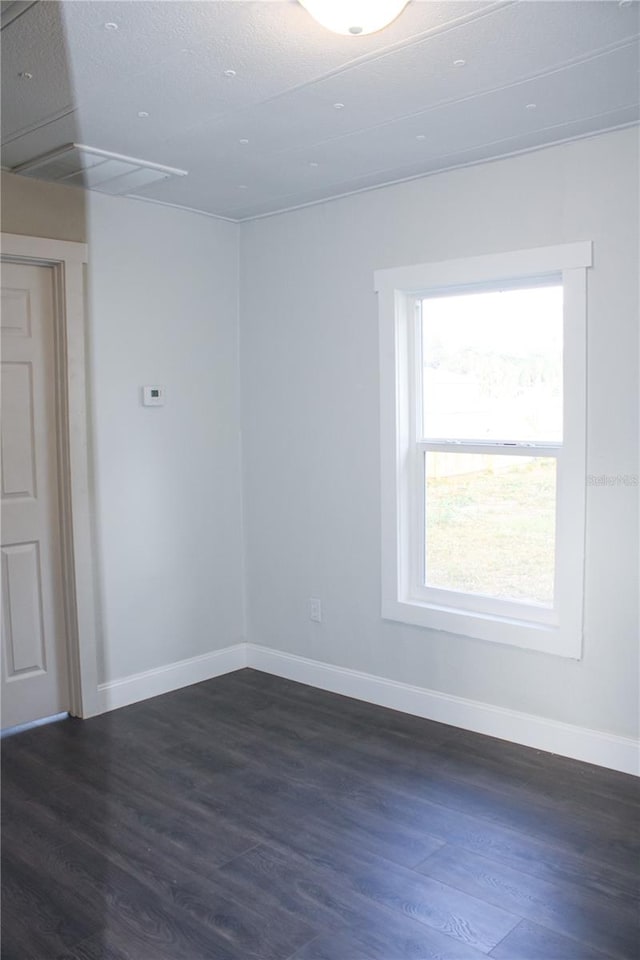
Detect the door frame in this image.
<box><xmin>1</xmin><ymin>232</ymin><xmax>98</xmax><ymax>718</ymax></box>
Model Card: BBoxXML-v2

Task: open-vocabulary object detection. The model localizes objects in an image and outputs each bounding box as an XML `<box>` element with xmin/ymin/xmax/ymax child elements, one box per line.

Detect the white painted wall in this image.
<box><xmin>86</xmin><ymin>194</ymin><xmax>245</xmax><ymax>683</ymax></box>
<box><xmin>239</xmin><ymin>128</ymin><xmax>639</xmax><ymax>740</ymax></box>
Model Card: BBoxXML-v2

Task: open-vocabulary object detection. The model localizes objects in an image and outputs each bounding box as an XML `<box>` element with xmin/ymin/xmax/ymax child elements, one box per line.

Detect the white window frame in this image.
<box><xmin>375</xmin><ymin>242</ymin><xmax>591</xmax><ymax>658</ymax></box>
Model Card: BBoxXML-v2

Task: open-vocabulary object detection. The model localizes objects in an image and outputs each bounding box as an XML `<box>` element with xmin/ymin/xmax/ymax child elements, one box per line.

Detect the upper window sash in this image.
<box><xmin>417</xmin><ymin>273</ymin><xmax>562</xmax><ymax>302</ymax></box>
<box><xmin>416</xmin><ymin>440</ymin><xmax>561</xmax><ymax>453</ymax></box>
<box><xmin>414</xmin><ymin>281</ymin><xmax>565</xmax><ymax>446</ymax></box>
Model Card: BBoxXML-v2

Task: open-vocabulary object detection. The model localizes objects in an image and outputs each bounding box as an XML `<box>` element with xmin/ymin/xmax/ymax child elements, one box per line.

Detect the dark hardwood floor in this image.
<box><xmin>2</xmin><ymin>668</ymin><xmax>638</xmax><ymax>960</ymax></box>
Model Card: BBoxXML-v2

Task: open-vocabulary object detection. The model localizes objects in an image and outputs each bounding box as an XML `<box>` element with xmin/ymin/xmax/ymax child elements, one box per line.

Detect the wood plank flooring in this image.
<box><xmin>2</xmin><ymin>668</ymin><xmax>638</xmax><ymax>959</ymax></box>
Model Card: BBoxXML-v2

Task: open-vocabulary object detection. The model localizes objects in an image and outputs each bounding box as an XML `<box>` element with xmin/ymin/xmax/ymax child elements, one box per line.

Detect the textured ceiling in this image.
<box><xmin>1</xmin><ymin>0</ymin><xmax>639</xmax><ymax>220</ymax></box>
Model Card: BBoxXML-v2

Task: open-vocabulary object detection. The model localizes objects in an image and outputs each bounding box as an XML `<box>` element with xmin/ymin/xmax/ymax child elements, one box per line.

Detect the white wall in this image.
<box><xmin>86</xmin><ymin>194</ymin><xmax>245</xmax><ymax>683</ymax></box>
<box><xmin>239</xmin><ymin>128</ymin><xmax>639</xmax><ymax>740</ymax></box>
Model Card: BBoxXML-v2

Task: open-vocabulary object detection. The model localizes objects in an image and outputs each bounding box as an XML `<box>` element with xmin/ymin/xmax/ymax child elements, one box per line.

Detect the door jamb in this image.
<box><xmin>1</xmin><ymin>232</ymin><xmax>98</xmax><ymax>717</ymax></box>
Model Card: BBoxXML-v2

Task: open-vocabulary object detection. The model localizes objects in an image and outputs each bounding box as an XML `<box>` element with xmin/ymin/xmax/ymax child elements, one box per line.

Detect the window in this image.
<box><xmin>376</xmin><ymin>243</ymin><xmax>591</xmax><ymax>657</ymax></box>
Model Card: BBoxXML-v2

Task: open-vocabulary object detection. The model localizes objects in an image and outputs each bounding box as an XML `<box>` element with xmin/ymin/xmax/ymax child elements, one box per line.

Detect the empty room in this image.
<box><xmin>1</xmin><ymin>1</ymin><xmax>639</xmax><ymax>958</ymax></box>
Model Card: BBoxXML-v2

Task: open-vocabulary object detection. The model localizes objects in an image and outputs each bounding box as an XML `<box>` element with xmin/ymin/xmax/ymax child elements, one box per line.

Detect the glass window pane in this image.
<box><xmin>425</xmin><ymin>453</ymin><xmax>556</xmax><ymax>605</ymax></box>
<box><xmin>421</xmin><ymin>285</ymin><xmax>563</xmax><ymax>442</ymax></box>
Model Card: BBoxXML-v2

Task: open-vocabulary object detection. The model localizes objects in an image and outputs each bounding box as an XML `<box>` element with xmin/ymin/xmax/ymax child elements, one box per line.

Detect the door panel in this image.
<box><xmin>1</xmin><ymin>261</ymin><xmax>69</xmax><ymax>727</ymax></box>
<box><xmin>1</xmin><ymin>361</ymin><xmax>37</xmax><ymax>498</ymax></box>
<box><xmin>2</xmin><ymin>542</ymin><xmax>47</xmax><ymax>676</ymax></box>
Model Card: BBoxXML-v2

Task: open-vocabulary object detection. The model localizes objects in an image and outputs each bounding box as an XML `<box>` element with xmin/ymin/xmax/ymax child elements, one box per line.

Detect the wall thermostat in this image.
<box><xmin>142</xmin><ymin>385</ymin><xmax>165</xmax><ymax>406</ymax></box>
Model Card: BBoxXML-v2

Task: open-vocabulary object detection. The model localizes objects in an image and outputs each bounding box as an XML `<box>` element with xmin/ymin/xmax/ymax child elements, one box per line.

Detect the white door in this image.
<box><xmin>1</xmin><ymin>260</ymin><xmax>69</xmax><ymax>728</ymax></box>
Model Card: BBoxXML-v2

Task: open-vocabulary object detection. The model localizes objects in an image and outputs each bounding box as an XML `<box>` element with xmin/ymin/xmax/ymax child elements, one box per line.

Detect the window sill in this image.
<box><xmin>382</xmin><ymin>596</ymin><xmax>582</xmax><ymax>659</ymax></box>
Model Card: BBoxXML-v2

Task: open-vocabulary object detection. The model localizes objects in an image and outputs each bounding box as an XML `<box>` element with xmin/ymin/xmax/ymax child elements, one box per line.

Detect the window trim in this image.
<box><xmin>375</xmin><ymin>242</ymin><xmax>591</xmax><ymax>658</ymax></box>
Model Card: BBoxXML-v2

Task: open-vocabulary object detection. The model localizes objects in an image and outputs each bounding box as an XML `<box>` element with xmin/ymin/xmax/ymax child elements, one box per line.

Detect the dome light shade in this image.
<box><xmin>299</xmin><ymin>0</ymin><xmax>410</xmax><ymax>36</ymax></box>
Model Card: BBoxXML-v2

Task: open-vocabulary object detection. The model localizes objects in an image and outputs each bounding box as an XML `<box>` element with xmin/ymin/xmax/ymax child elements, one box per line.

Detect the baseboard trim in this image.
<box><xmin>96</xmin><ymin>643</ymin><xmax>247</xmax><ymax>713</ymax></box>
<box><xmin>94</xmin><ymin>641</ymin><xmax>638</xmax><ymax>775</ymax></box>
<box><xmin>246</xmin><ymin>644</ymin><xmax>640</xmax><ymax>776</ymax></box>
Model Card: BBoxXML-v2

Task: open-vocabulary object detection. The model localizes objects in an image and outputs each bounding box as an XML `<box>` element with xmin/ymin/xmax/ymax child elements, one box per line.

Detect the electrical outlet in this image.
<box><xmin>308</xmin><ymin>597</ymin><xmax>322</xmax><ymax>623</ymax></box>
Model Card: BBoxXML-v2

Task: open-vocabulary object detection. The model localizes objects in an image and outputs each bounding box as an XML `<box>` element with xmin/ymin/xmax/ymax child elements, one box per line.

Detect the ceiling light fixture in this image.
<box><xmin>298</xmin><ymin>0</ymin><xmax>409</xmax><ymax>36</ymax></box>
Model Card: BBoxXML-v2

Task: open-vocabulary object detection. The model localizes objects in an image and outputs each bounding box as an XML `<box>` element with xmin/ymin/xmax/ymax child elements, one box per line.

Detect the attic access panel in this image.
<box><xmin>12</xmin><ymin>143</ymin><xmax>188</xmax><ymax>196</ymax></box>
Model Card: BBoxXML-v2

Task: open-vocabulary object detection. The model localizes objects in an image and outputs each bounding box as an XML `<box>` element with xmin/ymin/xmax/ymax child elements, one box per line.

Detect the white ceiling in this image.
<box><xmin>2</xmin><ymin>0</ymin><xmax>639</xmax><ymax>221</ymax></box>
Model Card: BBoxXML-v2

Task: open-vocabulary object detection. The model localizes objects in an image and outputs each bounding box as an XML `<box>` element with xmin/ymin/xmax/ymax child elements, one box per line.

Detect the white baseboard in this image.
<box><xmin>246</xmin><ymin>644</ymin><xmax>640</xmax><ymax>777</ymax></box>
<box><xmin>94</xmin><ymin>641</ymin><xmax>638</xmax><ymax>776</ymax></box>
<box><xmin>96</xmin><ymin>643</ymin><xmax>247</xmax><ymax>713</ymax></box>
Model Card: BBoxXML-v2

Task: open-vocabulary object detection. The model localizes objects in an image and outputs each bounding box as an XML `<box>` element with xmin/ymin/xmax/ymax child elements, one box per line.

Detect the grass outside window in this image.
<box><xmin>425</xmin><ymin>456</ymin><xmax>556</xmax><ymax>605</ymax></box>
